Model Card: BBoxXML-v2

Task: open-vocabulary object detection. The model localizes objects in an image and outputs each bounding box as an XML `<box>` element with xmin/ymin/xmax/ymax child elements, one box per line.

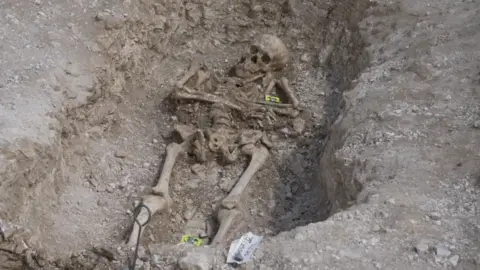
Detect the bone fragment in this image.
<box><xmin>239</xmin><ymin>130</ymin><xmax>263</xmax><ymax>145</ymax></box>
<box><xmin>241</xmin><ymin>73</ymin><xmax>266</xmax><ymax>85</ymax></box>
<box><xmin>221</xmin><ymin>145</ymin><xmax>239</xmax><ymax>164</ymax></box>
<box><xmin>261</xmin><ymin>132</ymin><xmax>273</xmax><ymax>148</ymax></box>
<box><xmin>263</xmin><ymin>78</ymin><xmax>276</xmax><ymax>95</ymax></box>
<box><xmin>195</xmin><ymin>69</ymin><xmax>210</xmax><ymax>89</ymax></box>
<box><xmin>273</xmin><ymin>107</ymin><xmax>300</xmax><ymax>118</ymax></box>
<box><xmin>279</xmin><ymin>77</ymin><xmax>299</xmax><ymax>108</ymax></box>
<box><xmin>262</xmin><ymin>72</ymin><xmax>274</xmax><ymax>89</ymax></box>
<box><xmin>173</xmin><ymin>91</ymin><xmax>242</xmax><ymax>111</ymax></box>
<box><xmin>174</xmin><ymin>124</ymin><xmax>196</xmax><ymax>141</ymax></box>
<box><xmin>211</xmin><ymin>208</ymin><xmax>242</xmax><ymax>246</ymax></box>
<box><xmin>127</xmin><ymin>195</ymin><xmax>170</xmax><ymax>246</ymax></box>
<box><xmin>176</xmin><ymin>64</ymin><xmax>200</xmax><ymax>89</ymax></box>
<box><xmin>221</xmin><ymin>145</ymin><xmax>269</xmax><ymax>209</ymax></box>
<box><xmin>255</xmin><ymin>100</ymin><xmax>293</xmax><ymax>108</ymax></box>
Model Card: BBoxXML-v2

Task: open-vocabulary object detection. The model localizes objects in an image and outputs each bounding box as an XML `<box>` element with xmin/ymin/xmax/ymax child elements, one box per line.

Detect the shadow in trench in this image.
<box><xmin>269</xmin><ymin>0</ymin><xmax>371</xmax><ymax>233</ymax></box>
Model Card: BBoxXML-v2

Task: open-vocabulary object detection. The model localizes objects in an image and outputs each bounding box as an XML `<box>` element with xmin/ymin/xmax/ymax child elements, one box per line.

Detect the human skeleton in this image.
<box><xmin>127</xmin><ymin>34</ymin><xmax>302</xmax><ymax>246</ymax></box>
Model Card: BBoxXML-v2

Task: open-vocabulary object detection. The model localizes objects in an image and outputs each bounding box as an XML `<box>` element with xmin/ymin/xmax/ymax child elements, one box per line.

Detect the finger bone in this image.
<box><xmin>221</xmin><ymin>145</ymin><xmax>269</xmax><ymax>209</ymax></box>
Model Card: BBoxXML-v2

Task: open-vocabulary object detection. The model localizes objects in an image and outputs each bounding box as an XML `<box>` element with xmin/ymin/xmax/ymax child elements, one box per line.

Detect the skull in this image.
<box><xmin>235</xmin><ymin>34</ymin><xmax>290</xmax><ymax>78</ymax></box>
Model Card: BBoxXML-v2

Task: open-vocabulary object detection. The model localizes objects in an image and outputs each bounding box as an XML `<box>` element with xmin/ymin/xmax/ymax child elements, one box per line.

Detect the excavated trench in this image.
<box><xmin>0</xmin><ymin>0</ymin><xmax>371</xmax><ymax>268</ymax></box>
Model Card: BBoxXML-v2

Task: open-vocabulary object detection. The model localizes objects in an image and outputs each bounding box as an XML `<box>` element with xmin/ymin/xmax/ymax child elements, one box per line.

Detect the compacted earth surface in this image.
<box><xmin>0</xmin><ymin>0</ymin><xmax>479</xmax><ymax>269</ymax></box>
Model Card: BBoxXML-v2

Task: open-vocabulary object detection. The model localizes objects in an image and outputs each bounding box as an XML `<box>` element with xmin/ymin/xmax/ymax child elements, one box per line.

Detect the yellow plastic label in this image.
<box><xmin>265</xmin><ymin>95</ymin><xmax>280</xmax><ymax>103</ymax></box>
<box><xmin>180</xmin><ymin>234</ymin><xmax>203</xmax><ymax>246</ymax></box>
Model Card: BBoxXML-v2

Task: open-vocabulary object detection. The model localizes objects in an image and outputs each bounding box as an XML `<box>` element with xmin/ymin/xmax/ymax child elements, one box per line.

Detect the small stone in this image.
<box><xmin>178</xmin><ymin>252</ymin><xmax>211</xmax><ymax>270</ymax></box>
<box><xmin>191</xmin><ymin>164</ymin><xmax>206</xmax><ymax>178</ymax></box>
<box><xmin>300</xmin><ymin>53</ymin><xmax>311</xmax><ymax>62</ymax></box>
<box><xmin>106</xmin><ymin>183</ymin><xmax>116</xmax><ymax>193</ymax></box>
<box><xmin>339</xmin><ymin>248</ymin><xmax>362</xmax><ymax>259</ymax></box>
<box><xmin>96</xmin><ymin>184</ymin><xmax>106</xmax><ymax>193</ymax></box>
<box><xmin>219</xmin><ymin>177</ymin><xmax>235</xmax><ymax>192</ymax></box>
<box><xmin>473</xmin><ymin>120</ymin><xmax>480</xmax><ymax>128</ymax></box>
<box><xmin>153</xmin><ymin>139</ymin><xmax>158</xmax><ymax>143</ymax></box>
<box><xmin>385</xmin><ymin>198</ymin><xmax>395</xmax><ymax>205</ymax></box>
<box><xmin>34</xmin><ymin>0</ymin><xmax>42</xmax><ymax>5</ymax></box>
<box><xmin>429</xmin><ymin>212</ymin><xmax>441</xmax><ymax>220</ymax></box>
<box><xmin>434</xmin><ymin>245</ymin><xmax>451</xmax><ymax>257</ymax></box>
<box><xmin>143</xmin><ymin>162</ymin><xmax>150</xmax><ymax>168</ymax></box>
<box><xmin>279</xmin><ymin>127</ymin><xmax>290</xmax><ymax>135</ymax></box>
<box><xmin>414</xmin><ymin>242</ymin><xmax>429</xmax><ymax>254</ymax></box>
<box><xmin>448</xmin><ymin>255</ymin><xmax>459</xmax><ymax>266</ymax></box>
<box><xmin>115</xmin><ymin>150</ymin><xmax>128</xmax><ymax>158</ymax></box>
<box><xmin>141</xmin><ymin>262</ymin><xmax>151</xmax><ymax>270</ymax></box>
<box><xmin>97</xmin><ymin>199</ymin><xmax>108</xmax><ymax>207</ymax></box>
<box><xmin>292</xmin><ymin>118</ymin><xmax>306</xmax><ymax>134</ymax></box>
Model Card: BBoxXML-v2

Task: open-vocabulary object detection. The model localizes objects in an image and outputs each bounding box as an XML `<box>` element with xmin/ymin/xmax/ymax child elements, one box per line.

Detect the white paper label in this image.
<box><xmin>226</xmin><ymin>232</ymin><xmax>263</xmax><ymax>264</ymax></box>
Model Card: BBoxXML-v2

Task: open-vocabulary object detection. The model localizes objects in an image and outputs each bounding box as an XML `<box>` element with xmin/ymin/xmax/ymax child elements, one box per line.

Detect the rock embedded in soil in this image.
<box><xmin>178</xmin><ymin>252</ymin><xmax>211</xmax><ymax>270</ymax></box>
<box><xmin>434</xmin><ymin>245</ymin><xmax>451</xmax><ymax>257</ymax></box>
<box><xmin>448</xmin><ymin>255</ymin><xmax>459</xmax><ymax>266</ymax></box>
<box><xmin>414</xmin><ymin>242</ymin><xmax>429</xmax><ymax>254</ymax></box>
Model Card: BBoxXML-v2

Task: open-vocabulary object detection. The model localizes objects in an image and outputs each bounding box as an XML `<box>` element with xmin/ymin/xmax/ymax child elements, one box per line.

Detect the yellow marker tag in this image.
<box><xmin>265</xmin><ymin>95</ymin><xmax>280</xmax><ymax>103</ymax></box>
<box><xmin>180</xmin><ymin>234</ymin><xmax>203</xmax><ymax>247</ymax></box>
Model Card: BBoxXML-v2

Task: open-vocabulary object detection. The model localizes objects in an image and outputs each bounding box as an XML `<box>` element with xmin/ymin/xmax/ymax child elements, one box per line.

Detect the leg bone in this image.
<box><xmin>221</xmin><ymin>145</ymin><xmax>269</xmax><ymax>210</ymax></box>
<box><xmin>127</xmin><ymin>195</ymin><xmax>170</xmax><ymax>246</ymax></box>
<box><xmin>210</xmin><ymin>208</ymin><xmax>242</xmax><ymax>246</ymax></box>
<box><xmin>152</xmin><ymin>135</ymin><xmax>197</xmax><ymax>196</ymax></box>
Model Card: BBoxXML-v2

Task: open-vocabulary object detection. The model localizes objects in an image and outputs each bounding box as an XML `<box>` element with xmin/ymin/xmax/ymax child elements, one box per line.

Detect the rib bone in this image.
<box><xmin>127</xmin><ymin>195</ymin><xmax>170</xmax><ymax>246</ymax></box>
<box><xmin>210</xmin><ymin>208</ymin><xmax>242</xmax><ymax>246</ymax></box>
<box><xmin>221</xmin><ymin>144</ymin><xmax>269</xmax><ymax>210</ymax></box>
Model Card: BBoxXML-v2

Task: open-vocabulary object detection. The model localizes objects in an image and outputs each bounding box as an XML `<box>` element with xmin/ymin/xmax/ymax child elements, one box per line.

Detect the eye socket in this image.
<box><xmin>261</xmin><ymin>53</ymin><xmax>271</xmax><ymax>64</ymax></box>
<box><xmin>251</xmin><ymin>55</ymin><xmax>258</xmax><ymax>64</ymax></box>
<box><xmin>250</xmin><ymin>45</ymin><xmax>259</xmax><ymax>54</ymax></box>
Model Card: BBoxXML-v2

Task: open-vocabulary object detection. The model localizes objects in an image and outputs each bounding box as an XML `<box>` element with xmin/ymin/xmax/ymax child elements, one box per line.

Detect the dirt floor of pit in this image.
<box><xmin>0</xmin><ymin>0</ymin><xmax>371</xmax><ymax>268</ymax></box>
